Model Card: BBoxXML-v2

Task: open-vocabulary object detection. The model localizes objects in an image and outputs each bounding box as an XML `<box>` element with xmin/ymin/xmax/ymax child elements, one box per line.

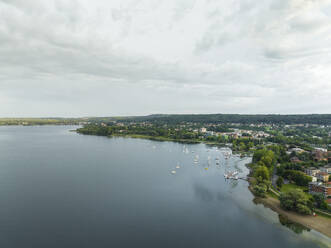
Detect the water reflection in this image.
<box><xmin>193</xmin><ymin>183</ymin><xmax>214</xmax><ymax>202</ymax></box>
<box><xmin>252</xmin><ymin>198</ymin><xmax>314</xmax><ymax>237</ymax></box>
<box><xmin>278</xmin><ymin>215</ymin><xmax>310</xmax><ymax>234</ymax></box>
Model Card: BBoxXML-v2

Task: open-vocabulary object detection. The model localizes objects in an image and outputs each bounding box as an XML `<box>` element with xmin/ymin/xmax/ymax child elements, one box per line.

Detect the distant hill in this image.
<box><xmin>118</xmin><ymin>114</ymin><xmax>331</xmax><ymax>125</ymax></box>
<box><xmin>2</xmin><ymin>114</ymin><xmax>331</xmax><ymax>125</ymax></box>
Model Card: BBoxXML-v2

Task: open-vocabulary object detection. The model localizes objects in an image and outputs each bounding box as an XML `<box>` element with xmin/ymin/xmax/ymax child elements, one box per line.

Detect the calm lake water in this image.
<box><xmin>0</xmin><ymin>126</ymin><xmax>329</xmax><ymax>248</ymax></box>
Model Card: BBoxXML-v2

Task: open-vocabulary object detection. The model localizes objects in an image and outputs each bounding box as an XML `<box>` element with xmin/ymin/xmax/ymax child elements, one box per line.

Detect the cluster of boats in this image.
<box><xmin>170</xmin><ymin>146</ymin><xmax>236</xmax><ymax>175</ymax></box>
<box><xmin>224</xmin><ymin>170</ymin><xmax>239</xmax><ymax>180</ymax></box>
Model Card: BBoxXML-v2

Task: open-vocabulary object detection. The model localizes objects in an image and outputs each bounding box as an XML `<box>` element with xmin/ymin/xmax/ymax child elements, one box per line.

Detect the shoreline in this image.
<box><xmin>244</xmin><ymin>160</ymin><xmax>331</xmax><ymax>239</ymax></box>
<box><xmin>77</xmin><ymin>132</ymin><xmax>253</xmax><ymax>156</ymax></box>
<box><xmin>247</xmin><ymin>178</ymin><xmax>331</xmax><ymax>239</ymax></box>
<box><xmin>253</xmin><ymin>196</ymin><xmax>331</xmax><ymax>238</ymax></box>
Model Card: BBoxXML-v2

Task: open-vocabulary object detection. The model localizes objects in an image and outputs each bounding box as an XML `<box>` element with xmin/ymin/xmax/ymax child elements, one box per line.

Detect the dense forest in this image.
<box><xmin>1</xmin><ymin>114</ymin><xmax>331</xmax><ymax>126</ymax></box>
<box><xmin>115</xmin><ymin>114</ymin><xmax>331</xmax><ymax>125</ymax></box>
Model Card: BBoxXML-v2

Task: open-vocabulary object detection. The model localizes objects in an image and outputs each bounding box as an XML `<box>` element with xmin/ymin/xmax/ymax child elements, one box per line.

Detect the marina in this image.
<box><xmin>171</xmin><ymin>145</ymin><xmax>247</xmax><ymax>182</ymax></box>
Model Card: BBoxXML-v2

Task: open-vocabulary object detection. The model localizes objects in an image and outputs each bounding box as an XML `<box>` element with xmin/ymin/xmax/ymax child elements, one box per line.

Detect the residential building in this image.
<box><xmin>314</xmin><ymin>147</ymin><xmax>327</xmax><ymax>153</ymax></box>
<box><xmin>308</xmin><ymin>182</ymin><xmax>331</xmax><ymax>198</ymax></box>
<box><xmin>320</xmin><ymin>165</ymin><xmax>331</xmax><ymax>174</ymax></box>
<box><xmin>305</xmin><ymin>167</ymin><xmax>320</xmax><ymax>177</ymax></box>
<box><xmin>316</xmin><ymin>172</ymin><xmax>330</xmax><ymax>183</ymax></box>
<box><xmin>288</xmin><ymin>147</ymin><xmax>305</xmax><ymax>154</ymax></box>
<box><xmin>312</xmin><ymin>150</ymin><xmax>328</xmax><ymax>162</ymax></box>
<box><xmin>290</xmin><ymin>157</ymin><xmax>301</xmax><ymax>163</ymax></box>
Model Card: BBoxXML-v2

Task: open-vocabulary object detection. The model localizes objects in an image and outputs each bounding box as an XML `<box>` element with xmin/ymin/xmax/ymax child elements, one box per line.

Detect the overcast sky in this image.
<box><xmin>1</xmin><ymin>0</ymin><xmax>331</xmax><ymax>117</ymax></box>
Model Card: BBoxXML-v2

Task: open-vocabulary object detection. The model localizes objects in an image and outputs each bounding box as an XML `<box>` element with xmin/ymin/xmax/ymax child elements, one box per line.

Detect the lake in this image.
<box><xmin>0</xmin><ymin>126</ymin><xmax>329</xmax><ymax>248</ymax></box>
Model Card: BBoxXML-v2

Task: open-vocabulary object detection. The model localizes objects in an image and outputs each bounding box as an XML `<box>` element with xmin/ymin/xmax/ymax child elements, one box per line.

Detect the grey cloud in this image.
<box><xmin>0</xmin><ymin>0</ymin><xmax>330</xmax><ymax>116</ymax></box>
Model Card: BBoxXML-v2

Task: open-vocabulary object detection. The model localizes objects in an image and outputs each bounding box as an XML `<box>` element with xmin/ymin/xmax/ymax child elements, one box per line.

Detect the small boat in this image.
<box><xmin>171</xmin><ymin>170</ymin><xmax>176</xmax><ymax>175</ymax></box>
<box><xmin>204</xmin><ymin>167</ymin><xmax>208</xmax><ymax>170</ymax></box>
<box><xmin>176</xmin><ymin>165</ymin><xmax>180</xmax><ymax>169</ymax></box>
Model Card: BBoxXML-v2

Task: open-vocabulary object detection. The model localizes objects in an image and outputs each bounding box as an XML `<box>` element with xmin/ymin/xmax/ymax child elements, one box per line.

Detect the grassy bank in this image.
<box><xmin>249</xmin><ymin>179</ymin><xmax>331</xmax><ymax>237</ymax></box>
<box><xmin>246</xmin><ymin>164</ymin><xmax>331</xmax><ymax>237</ymax></box>
<box><xmin>280</xmin><ymin>184</ymin><xmax>308</xmax><ymax>193</ymax></box>
<box><xmin>254</xmin><ymin>196</ymin><xmax>331</xmax><ymax>238</ymax></box>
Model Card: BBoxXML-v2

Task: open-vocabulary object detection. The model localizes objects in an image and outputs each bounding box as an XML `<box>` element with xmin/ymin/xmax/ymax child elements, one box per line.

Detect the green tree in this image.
<box><xmin>276</xmin><ymin>176</ymin><xmax>284</xmax><ymax>189</ymax></box>
<box><xmin>296</xmin><ymin>204</ymin><xmax>312</xmax><ymax>215</ymax></box>
<box><xmin>313</xmin><ymin>194</ymin><xmax>328</xmax><ymax>210</ymax></box>
<box><xmin>254</xmin><ymin>165</ymin><xmax>270</xmax><ymax>181</ymax></box>
<box><xmin>239</xmin><ymin>142</ymin><xmax>246</xmax><ymax>151</ymax></box>
<box><xmin>279</xmin><ymin>189</ymin><xmax>312</xmax><ymax>215</ymax></box>
<box><xmin>283</xmin><ymin>170</ymin><xmax>312</xmax><ymax>186</ymax></box>
<box><xmin>253</xmin><ymin>184</ymin><xmax>267</xmax><ymax>198</ymax></box>
<box><xmin>253</xmin><ymin>149</ymin><xmax>275</xmax><ymax>168</ymax></box>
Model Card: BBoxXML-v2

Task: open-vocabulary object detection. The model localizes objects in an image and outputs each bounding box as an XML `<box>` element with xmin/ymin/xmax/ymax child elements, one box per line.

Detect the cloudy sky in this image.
<box><xmin>1</xmin><ymin>0</ymin><xmax>331</xmax><ymax>117</ymax></box>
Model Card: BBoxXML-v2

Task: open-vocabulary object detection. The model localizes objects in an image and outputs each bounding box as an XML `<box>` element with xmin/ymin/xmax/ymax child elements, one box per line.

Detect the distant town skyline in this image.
<box><xmin>1</xmin><ymin>0</ymin><xmax>331</xmax><ymax>117</ymax></box>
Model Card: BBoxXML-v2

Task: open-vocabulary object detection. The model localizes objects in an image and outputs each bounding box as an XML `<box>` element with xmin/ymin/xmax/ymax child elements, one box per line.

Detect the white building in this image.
<box><xmin>321</xmin><ymin>165</ymin><xmax>331</xmax><ymax>174</ymax></box>
<box><xmin>305</xmin><ymin>167</ymin><xmax>320</xmax><ymax>177</ymax></box>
